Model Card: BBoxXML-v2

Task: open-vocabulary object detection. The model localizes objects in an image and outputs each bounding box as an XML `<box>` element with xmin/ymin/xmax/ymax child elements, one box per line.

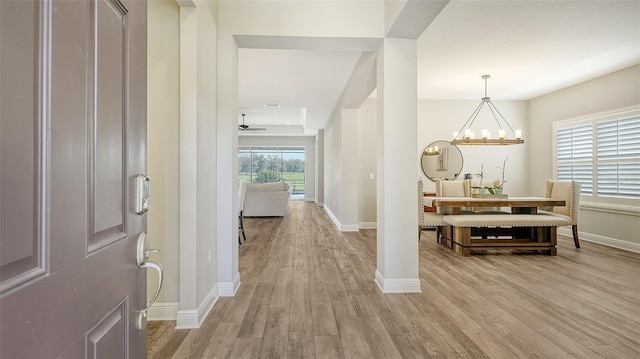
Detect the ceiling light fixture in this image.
<box><xmin>264</xmin><ymin>104</ymin><xmax>281</xmax><ymax>108</ymax></box>
<box><xmin>451</xmin><ymin>75</ymin><xmax>524</xmax><ymax>146</ymax></box>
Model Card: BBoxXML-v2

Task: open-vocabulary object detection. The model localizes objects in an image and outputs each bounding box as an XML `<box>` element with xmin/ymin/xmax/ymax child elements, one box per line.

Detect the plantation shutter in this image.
<box><xmin>596</xmin><ymin>116</ymin><xmax>640</xmax><ymax>198</ymax></box>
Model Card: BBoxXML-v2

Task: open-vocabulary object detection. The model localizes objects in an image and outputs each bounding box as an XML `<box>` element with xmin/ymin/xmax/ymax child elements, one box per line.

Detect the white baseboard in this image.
<box><xmin>219</xmin><ymin>272</ymin><xmax>241</xmax><ymax>297</ymax></box>
<box><xmin>323</xmin><ymin>206</ymin><xmax>360</xmax><ymax>232</ymax></box>
<box><xmin>341</xmin><ymin>224</ymin><xmax>360</xmax><ymax>232</ymax></box>
<box><xmin>359</xmin><ymin>222</ymin><xmax>377</xmax><ymax>229</ymax></box>
<box><xmin>375</xmin><ymin>270</ymin><xmax>421</xmax><ymax>293</ymax></box>
<box><xmin>558</xmin><ymin>228</ymin><xmax>640</xmax><ymax>253</ymax></box>
<box><xmin>175</xmin><ymin>284</ymin><xmax>219</xmax><ymax>329</ymax></box>
<box><xmin>324</xmin><ymin>206</ymin><xmax>341</xmax><ymax>229</ymax></box>
<box><xmin>147</xmin><ymin>302</ymin><xmax>179</xmax><ymax>321</ymax></box>
<box><xmin>305</xmin><ymin>197</ymin><xmax>316</xmax><ymax>202</ymax></box>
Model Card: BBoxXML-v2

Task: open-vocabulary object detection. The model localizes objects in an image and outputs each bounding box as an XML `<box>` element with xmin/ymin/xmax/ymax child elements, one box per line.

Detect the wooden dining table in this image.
<box><xmin>426</xmin><ymin>196</ymin><xmax>566</xmax><ymax>214</ymax></box>
<box><xmin>424</xmin><ymin>196</ymin><xmax>567</xmax><ymax>255</ymax></box>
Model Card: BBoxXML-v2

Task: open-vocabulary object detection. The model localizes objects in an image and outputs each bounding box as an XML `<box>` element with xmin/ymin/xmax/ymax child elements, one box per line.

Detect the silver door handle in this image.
<box><xmin>136</xmin><ymin>233</ymin><xmax>164</xmax><ymax>330</ymax></box>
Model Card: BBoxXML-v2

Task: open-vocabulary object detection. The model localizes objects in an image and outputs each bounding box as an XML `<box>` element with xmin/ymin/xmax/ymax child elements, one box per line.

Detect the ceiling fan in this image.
<box><xmin>238</xmin><ymin>113</ymin><xmax>266</xmax><ymax>131</ymax></box>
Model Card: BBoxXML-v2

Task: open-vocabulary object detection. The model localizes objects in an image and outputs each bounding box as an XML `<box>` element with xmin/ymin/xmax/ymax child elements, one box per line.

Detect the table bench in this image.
<box><xmin>441</xmin><ymin>214</ymin><xmax>570</xmax><ymax>256</ymax></box>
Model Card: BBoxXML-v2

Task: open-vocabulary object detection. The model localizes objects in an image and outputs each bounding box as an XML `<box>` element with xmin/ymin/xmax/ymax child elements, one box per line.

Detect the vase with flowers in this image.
<box><xmin>493</xmin><ymin>156</ymin><xmax>508</xmax><ymax>195</ymax></box>
<box><xmin>471</xmin><ymin>157</ymin><xmax>509</xmax><ymax>197</ymax></box>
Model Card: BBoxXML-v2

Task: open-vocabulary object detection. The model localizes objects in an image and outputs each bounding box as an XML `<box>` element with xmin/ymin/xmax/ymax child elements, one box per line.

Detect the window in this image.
<box><xmin>238</xmin><ymin>146</ymin><xmax>305</xmax><ymax>199</ymax></box>
<box><xmin>554</xmin><ymin>106</ymin><xmax>640</xmax><ymax>207</ymax></box>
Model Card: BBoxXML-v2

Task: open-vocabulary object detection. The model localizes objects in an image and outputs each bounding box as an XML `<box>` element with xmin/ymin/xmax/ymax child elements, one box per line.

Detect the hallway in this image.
<box><xmin>148</xmin><ymin>201</ymin><xmax>640</xmax><ymax>358</ymax></box>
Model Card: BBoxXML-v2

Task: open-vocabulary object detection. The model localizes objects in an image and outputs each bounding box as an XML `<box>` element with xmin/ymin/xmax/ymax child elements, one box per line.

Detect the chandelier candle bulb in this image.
<box><xmin>464</xmin><ymin>129</ymin><xmax>472</xmax><ymax>139</ymax></box>
<box><xmin>499</xmin><ymin>129</ymin><xmax>506</xmax><ymax>139</ymax></box>
<box><xmin>482</xmin><ymin>129</ymin><xmax>489</xmax><ymax>139</ymax></box>
<box><xmin>515</xmin><ymin>130</ymin><xmax>522</xmax><ymax>139</ymax></box>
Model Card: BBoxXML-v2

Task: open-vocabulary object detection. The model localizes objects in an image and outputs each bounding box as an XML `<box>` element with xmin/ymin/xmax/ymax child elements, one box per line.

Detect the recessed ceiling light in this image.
<box><xmin>264</xmin><ymin>104</ymin><xmax>280</xmax><ymax>108</ymax></box>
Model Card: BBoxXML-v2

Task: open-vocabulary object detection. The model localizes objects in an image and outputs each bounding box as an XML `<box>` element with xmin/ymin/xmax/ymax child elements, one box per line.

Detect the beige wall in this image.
<box><xmin>528</xmin><ymin>65</ymin><xmax>640</xmax><ymax>250</ymax></box>
<box><xmin>147</xmin><ymin>0</ymin><xmax>180</xmax><ymax>307</ymax></box>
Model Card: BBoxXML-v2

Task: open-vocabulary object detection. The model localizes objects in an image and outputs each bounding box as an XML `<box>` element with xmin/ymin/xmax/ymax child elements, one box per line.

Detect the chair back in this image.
<box><xmin>418</xmin><ymin>179</ymin><xmax>424</xmax><ymax>226</ymax></box>
<box><xmin>545</xmin><ymin>180</ymin><xmax>581</xmax><ymax>224</ymax></box>
<box><xmin>238</xmin><ymin>180</ymin><xmax>247</xmax><ymax>213</ymax></box>
<box><xmin>436</xmin><ymin>179</ymin><xmax>471</xmax><ymax>197</ymax></box>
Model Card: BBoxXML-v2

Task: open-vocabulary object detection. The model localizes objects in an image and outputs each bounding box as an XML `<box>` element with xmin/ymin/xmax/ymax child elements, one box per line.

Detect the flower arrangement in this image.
<box><xmin>495</xmin><ymin>156</ymin><xmax>509</xmax><ymax>193</ymax></box>
<box><xmin>472</xmin><ymin>157</ymin><xmax>509</xmax><ymax>195</ymax></box>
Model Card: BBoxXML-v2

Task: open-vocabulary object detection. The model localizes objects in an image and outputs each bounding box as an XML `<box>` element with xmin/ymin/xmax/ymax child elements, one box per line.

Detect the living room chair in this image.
<box><xmin>540</xmin><ymin>180</ymin><xmax>581</xmax><ymax>248</ymax></box>
<box><xmin>238</xmin><ymin>180</ymin><xmax>247</xmax><ymax>245</ymax></box>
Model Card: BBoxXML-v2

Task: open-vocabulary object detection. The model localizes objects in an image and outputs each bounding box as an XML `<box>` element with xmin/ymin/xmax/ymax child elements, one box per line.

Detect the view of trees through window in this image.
<box><xmin>239</xmin><ymin>147</ymin><xmax>305</xmax><ymax>197</ymax></box>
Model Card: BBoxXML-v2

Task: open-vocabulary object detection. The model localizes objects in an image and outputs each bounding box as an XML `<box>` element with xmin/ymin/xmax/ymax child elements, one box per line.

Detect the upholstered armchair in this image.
<box><xmin>539</xmin><ymin>180</ymin><xmax>581</xmax><ymax>248</ymax></box>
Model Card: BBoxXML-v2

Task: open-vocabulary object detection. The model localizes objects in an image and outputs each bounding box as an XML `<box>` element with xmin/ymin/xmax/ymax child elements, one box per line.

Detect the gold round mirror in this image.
<box><xmin>421</xmin><ymin>140</ymin><xmax>463</xmax><ymax>181</ymax></box>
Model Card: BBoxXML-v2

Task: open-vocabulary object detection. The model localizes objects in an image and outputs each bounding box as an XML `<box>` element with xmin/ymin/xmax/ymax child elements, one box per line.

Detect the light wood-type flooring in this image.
<box><xmin>147</xmin><ymin>201</ymin><xmax>640</xmax><ymax>358</ymax></box>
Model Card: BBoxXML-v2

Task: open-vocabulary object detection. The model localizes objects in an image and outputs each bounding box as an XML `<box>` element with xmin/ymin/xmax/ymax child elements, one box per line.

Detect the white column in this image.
<box><xmin>375</xmin><ymin>38</ymin><xmax>420</xmax><ymax>293</ymax></box>
<box><xmin>177</xmin><ymin>4</ymin><xmax>198</xmax><ymax>327</ymax></box>
<box><xmin>215</xmin><ymin>26</ymin><xmax>240</xmax><ymax>296</ymax></box>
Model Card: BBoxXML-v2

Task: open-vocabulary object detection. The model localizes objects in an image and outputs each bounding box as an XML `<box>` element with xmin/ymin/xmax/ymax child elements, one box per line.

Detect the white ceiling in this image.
<box><xmin>238</xmin><ymin>0</ymin><xmax>640</xmax><ymax>135</ymax></box>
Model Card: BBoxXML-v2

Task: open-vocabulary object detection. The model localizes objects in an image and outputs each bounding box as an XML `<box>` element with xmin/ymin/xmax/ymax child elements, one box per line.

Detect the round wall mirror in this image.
<box><xmin>421</xmin><ymin>140</ymin><xmax>463</xmax><ymax>181</ymax></box>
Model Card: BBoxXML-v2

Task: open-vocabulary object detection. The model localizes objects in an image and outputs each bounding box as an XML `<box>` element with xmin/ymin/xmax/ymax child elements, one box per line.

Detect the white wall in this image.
<box><xmin>147</xmin><ymin>0</ymin><xmax>220</xmax><ymax>325</ymax></box>
<box><xmin>357</xmin><ymin>98</ymin><xmax>377</xmax><ymax>226</ymax></box>
<box><xmin>323</xmin><ymin>112</ymin><xmax>342</xmax><ymax>221</ymax></box>
<box><xmin>194</xmin><ymin>0</ymin><xmax>218</xmax><ymax>310</ymax></box>
<box><xmin>528</xmin><ymin>65</ymin><xmax>640</xmax><ymax>250</ymax></box>
<box><xmin>147</xmin><ymin>0</ymin><xmax>180</xmax><ymax>314</ymax></box>
<box><xmin>315</xmin><ymin>130</ymin><xmax>324</xmax><ymax>206</ymax></box>
<box><xmin>417</xmin><ymin>99</ymin><xmax>529</xmax><ymax>196</ymax></box>
<box><xmin>238</xmin><ymin>135</ymin><xmax>317</xmax><ymax>201</ymax></box>
<box><xmin>340</xmin><ymin>109</ymin><xmax>359</xmax><ymax>230</ymax></box>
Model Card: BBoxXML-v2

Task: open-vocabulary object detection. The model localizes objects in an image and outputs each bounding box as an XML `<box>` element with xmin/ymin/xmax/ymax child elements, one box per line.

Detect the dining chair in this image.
<box><xmin>435</xmin><ymin>179</ymin><xmax>471</xmax><ymax>197</ymax></box>
<box><xmin>238</xmin><ymin>180</ymin><xmax>247</xmax><ymax>245</ymax></box>
<box><xmin>540</xmin><ymin>180</ymin><xmax>581</xmax><ymax>248</ymax></box>
<box><xmin>420</xmin><ymin>179</ymin><xmax>445</xmax><ymax>242</ymax></box>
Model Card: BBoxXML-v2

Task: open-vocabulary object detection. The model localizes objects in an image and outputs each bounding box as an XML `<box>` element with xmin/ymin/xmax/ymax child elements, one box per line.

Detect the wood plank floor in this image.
<box><xmin>148</xmin><ymin>201</ymin><xmax>640</xmax><ymax>358</ymax></box>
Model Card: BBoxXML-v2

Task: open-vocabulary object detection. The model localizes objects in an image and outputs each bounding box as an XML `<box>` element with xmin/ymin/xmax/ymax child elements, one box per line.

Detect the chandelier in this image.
<box><xmin>423</xmin><ymin>145</ymin><xmax>440</xmax><ymax>156</ymax></box>
<box><xmin>450</xmin><ymin>75</ymin><xmax>524</xmax><ymax>146</ymax></box>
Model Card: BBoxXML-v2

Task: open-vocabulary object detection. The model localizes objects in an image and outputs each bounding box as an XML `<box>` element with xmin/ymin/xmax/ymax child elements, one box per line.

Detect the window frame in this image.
<box><xmin>553</xmin><ymin>105</ymin><xmax>640</xmax><ymax>211</ymax></box>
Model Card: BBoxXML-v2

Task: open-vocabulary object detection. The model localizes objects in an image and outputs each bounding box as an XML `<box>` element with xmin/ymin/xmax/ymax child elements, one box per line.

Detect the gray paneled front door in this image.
<box><xmin>0</xmin><ymin>0</ymin><xmax>148</xmax><ymax>357</ymax></box>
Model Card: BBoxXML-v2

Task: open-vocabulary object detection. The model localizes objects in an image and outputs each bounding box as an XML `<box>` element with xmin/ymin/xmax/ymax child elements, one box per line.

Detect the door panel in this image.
<box><xmin>87</xmin><ymin>299</ymin><xmax>127</xmax><ymax>359</ymax></box>
<box><xmin>0</xmin><ymin>0</ymin><xmax>147</xmax><ymax>358</ymax></box>
<box><xmin>90</xmin><ymin>0</ymin><xmax>128</xmax><ymax>250</ymax></box>
<box><xmin>0</xmin><ymin>0</ymin><xmax>46</xmax><ymax>292</ymax></box>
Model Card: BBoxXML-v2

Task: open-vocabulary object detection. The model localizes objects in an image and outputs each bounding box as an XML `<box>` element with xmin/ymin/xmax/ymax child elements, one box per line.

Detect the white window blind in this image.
<box><xmin>596</xmin><ymin>116</ymin><xmax>640</xmax><ymax>198</ymax></box>
<box><xmin>556</xmin><ymin>124</ymin><xmax>593</xmax><ymax>194</ymax></box>
<box><xmin>555</xmin><ymin>107</ymin><xmax>640</xmax><ymax>204</ymax></box>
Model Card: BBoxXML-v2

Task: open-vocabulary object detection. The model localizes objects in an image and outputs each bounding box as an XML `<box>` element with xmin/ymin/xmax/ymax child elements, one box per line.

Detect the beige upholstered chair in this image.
<box><xmin>539</xmin><ymin>180</ymin><xmax>581</xmax><ymax>248</ymax></box>
<box><xmin>419</xmin><ymin>179</ymin><xmax>445</xmax><ymax>241</ymax></box>
<box><xmin>436</xmin><ymin>179</ymin><xmax>471</xmax><ymax>197</ymax></box>
<box><xmin>436</xmin><ymin>179</ymin><xmax>477</xmax><ymax>214</ymax></box>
